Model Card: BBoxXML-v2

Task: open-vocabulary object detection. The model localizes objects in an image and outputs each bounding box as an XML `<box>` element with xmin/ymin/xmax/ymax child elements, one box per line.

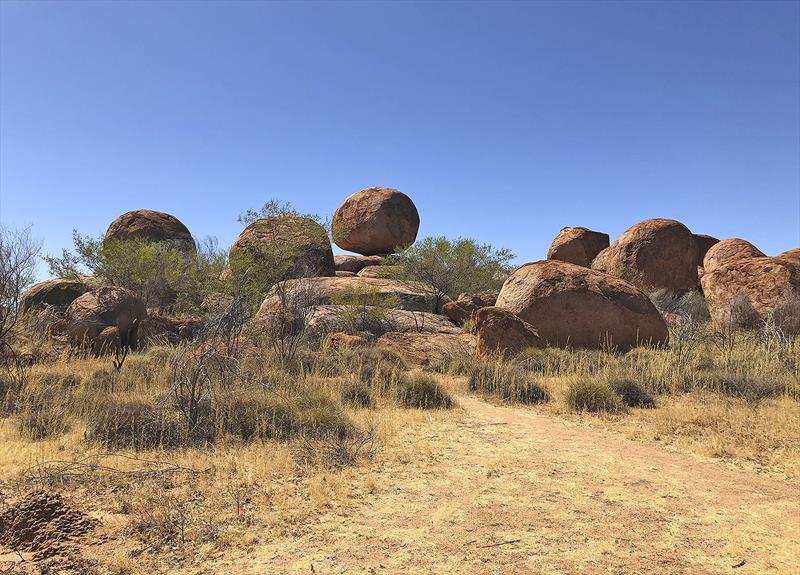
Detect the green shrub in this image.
<box><xmin>397</xmin><ymin>373</ymin><xmax>453</xmax><ymax>409</ymax></box>
<box><xmin>608</xmin><ymin>378</ymin><xmax>655</xmax><ymax>408</ymax></box>
<box><xmin>564</xmin><ymin>379</ymin><xmax>624</xmax><ymax>413</ymax></box>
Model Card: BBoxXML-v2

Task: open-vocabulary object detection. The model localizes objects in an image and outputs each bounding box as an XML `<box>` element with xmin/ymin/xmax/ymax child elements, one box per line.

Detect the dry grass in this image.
<box><xmin>446</xmin><ymin>325</ymin><xmax>800</xmax><ymax>479</ymax></box>
<box><xmin>1</xmin><ymin>323</ymin><xmax>798</xmax><ymax>572</ymax></box>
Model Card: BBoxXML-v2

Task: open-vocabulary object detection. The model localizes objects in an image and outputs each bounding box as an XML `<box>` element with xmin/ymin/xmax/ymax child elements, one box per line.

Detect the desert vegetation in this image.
<box><xmin>0</xmin><ymin>191</ymin><xmax>798</xmax><ymax>573</ymax></box>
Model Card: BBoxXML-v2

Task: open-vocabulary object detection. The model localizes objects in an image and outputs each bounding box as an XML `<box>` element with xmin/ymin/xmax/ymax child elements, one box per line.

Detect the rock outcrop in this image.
<box><xmin>376</xmin><ymin>332</ymin><xmax>476</xmax><ymax>368</ymax></box>
<box><xmin>20</xmin><ymin>278</ymin><xmax>92</xmax><ymax>314</ymax></box>
<box><xmin>441</xmin><ymin>291</ymin><xmax>499</xmax><ymax>325</ymax></box>
<box><xmin>230</xmin><ymin>216</ymin><xmax>335</xmax><ymax>280</ymax></box>
<box><xmin>475</xmin><ymin>306</ymin><xmax>543</xmax><ymax>358</ymax></box>
<box><xmin>305</xmin><ymin>305</ymin><xmax>460</xmax><ymax>337</ymax></box>
<box><xmin>693</xmin><ymin>234</ymin><xmax>720</xmax><ymax>267</ymax></box>
<box><xmin>777</xmin><ymin>248</ymin><xmax>800</xmax><ymax>266</ymax></box>
<box><xmin>592</xmin><ymin>218</ymin><xmax>698</xmax><ymax>292</ymax></box>
<box><xmin>105</xmin><ymin>209</ymin><xmax>195</xmax><ymax>253</ymax></box>
<box><xmin>334</xmin><ymin>255</ymin><xmax>383</xmax><ymax>273</ymax></box>
<box><xmin>703</xmin><ymin>239</ymin><xmax>765</xmax><ymax>274</ymax></box>
<box><xmin>65</xmin><ymin>287</ymin><xmax>146</xmax><ymax>353</ymax></box>
<box><xmin>356</xmin><ymin>265</ymin><xmax>407</xmax><ymax>279</ymax></box>
<box><xmin>496</xmin><ymin>260</ymin><xmax>668</xmax><ymax>351</ymax></box>
<box><xmin>701</xmin><ymin>242</ymin><xmax>800</xmax><ymax>333</ymax></box>
<box><xmin>257</xmin><ymin>276</ymin><xmax>443</xmax><ymax>315</ymax></box>
<box><xmin>547</xmin><ymin>227</ymin><xmax>609</xmax><ymax>267</ymax></box>
<box><xmin>332</xmin><ymin>187</ymin><xmax>419</xmax><ymax>255</ymax></box>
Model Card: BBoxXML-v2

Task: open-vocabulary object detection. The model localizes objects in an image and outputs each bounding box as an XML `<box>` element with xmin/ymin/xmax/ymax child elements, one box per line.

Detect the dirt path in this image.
<box><xmin>217</xmin><ymin>396</ymin><xmax>800</xmax><ymax>574</ymax></box>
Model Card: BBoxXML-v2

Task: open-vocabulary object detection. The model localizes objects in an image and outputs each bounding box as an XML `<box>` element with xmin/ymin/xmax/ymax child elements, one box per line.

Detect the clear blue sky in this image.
<box><xmin>1</xmin><ymin>1</ymin><xmax>798</xmax><ymax>279</ymax></box>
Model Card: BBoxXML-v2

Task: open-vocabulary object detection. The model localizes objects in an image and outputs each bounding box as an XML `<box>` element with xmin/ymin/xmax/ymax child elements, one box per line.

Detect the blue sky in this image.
<box><xmin>1</xmin><ymin>0</ymin><xmax>798</xmax><ymax>279</ymax></box>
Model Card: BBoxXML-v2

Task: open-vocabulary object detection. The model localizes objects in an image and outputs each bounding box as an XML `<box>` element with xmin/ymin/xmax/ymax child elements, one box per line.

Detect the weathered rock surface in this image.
<box><xmin>257</xmin><ymin>276</ymin><xmax>442</xmax><ymax>315</ymax></box>
<box><xmin>231</xmin><ymin>216</ymin><xmax>335</xmax><ymax>280</ymax></box>
<box><xmin>701</xmin><ymin>250</ymin><xmax>800</xmax><ymax>333</ymax></box>
<box><xmin>326</xmin><ymin>332</ymin><xmax>371</xmax><ymax>351</ymax></box>
<box><xmin>441</xmin><ymin>291</ymin><xmax>499</xmax><ymax>325</ymax></box>
<box><xmin>105</xmin><ymin>209</ymin><xmax>195</xmax><ymax>252</ymax></box>
<box><xmin>475</xmin><ymin>306</ymin><xmax>543</xmax><ymax>358</ymax></box>
<box><xmin>20</xmin><ymin>278</ymin><xmax>92</xmax><ymax>314</ymax></box>
<box><xmin>693</xmin><ymin>234</ymin><xmax>720</xmax><ymax>267</ymax></box>
<box><xmin>592</xmin><ymin>218</ymin><xmax>698</xmax><ymax>292</ymax></box>
<box><xmin>496</xmin><ymin>260</ymin><xmax>668</xmax><ymax>351</ymax></box>
<box><xmin>65</xmin><ymin>287</ymin><xmax>146</xmax><ymax>352</ymax></box>
<box><xmin>377</xmin><ymin>332</ymin><xmax>476</xmax><ymax>368</ymax></box>
<box><xmin>305</xmin><ymin>305</ymin><xmax>460</xmax><ymax>336</ymax></box>
<box><xmin>547</xmin><ymin>227</ymin><xmax>610</xmax><ymax>267</ymax></box>
<box><xmin>335</xmin><ymin>271</ymin><xmax>357</xmax><ymax>277</ymax></box>
<box><xmin>332</xmin><ymin>187</ymin><xmax>419</xmax><ymax>255</ymax></box>
<box><xmin>334</xmin><ymin>255</ymin><xmax>383</xmax><ymax>273</ymax></box>
<box><xmin>702</xmin><ymin>239</ymin><xmax>765</xmax><ymax>274</ymax></box>
<box><xmin>357</xmin><ymin>265</ymin><xmax>407</xmax><ymax>279</ymax></box>
<box><xmin>777</xmin><ymin>248</ymin><xmax>800</xmax><ymax>266</ymax></box>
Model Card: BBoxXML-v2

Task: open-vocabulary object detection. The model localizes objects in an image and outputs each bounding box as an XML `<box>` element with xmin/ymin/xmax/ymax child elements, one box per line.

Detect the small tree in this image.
<box><xmin>45</xmin><ymin>231</ymin><xmax>227</xmax><ymax>313</ymax></box>
<box><xmin>0</xmin><ymin>226</ymin><xmax>42</xmax><ymax>403</ymax></box>
<box><xmin>389</xmin><ymin>236</ymin><xmax>515</xmax><ymax>312</ymax></box>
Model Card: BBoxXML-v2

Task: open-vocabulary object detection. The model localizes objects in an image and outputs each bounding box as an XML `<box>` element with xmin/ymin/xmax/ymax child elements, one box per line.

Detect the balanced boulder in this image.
<box><xmin>105</xmin><ymin>209</ymin><xmax>195</xmax><ymax>253</ymax></box>
<box><xmin>65</xmin><ymin>287</ymin><xmax>146</xmax><ymax>352</ymax></box>
<box><xmin>546</xmin><ymin>227</ymin><xmax>609</xmax><ymax>267</ymax></box>
<box><xmin>475</xmin><ymin>307</ymin><xmax>543</xmax><ymax>358</ymax></box>
<box><xmin>592</xmin><ymin>218</ymin><xmax>698</xmax><ymax>292</ymax></box>
<box><xmin>332</xmin><ymin>187</ymin><xmax>419</xmax><ymax>255</ymax></box>
<box><xmin>496</xmin><ymin>260</ymin><xmax>668</xmax><ymax>351</ymax></box>
<box><xmin>231</xmin><ymin>216</ymin><xmax>335</xmax><ymax>280</ymax></box>
<box><xmin>20</xmin><ymin>278</ymin><xmax>92</xmax><ymax>314</ymax></box>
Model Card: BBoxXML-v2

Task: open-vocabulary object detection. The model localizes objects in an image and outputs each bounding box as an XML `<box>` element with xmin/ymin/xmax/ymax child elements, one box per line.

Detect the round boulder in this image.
<box><xmin>65</xmin><ymin>287</ymin><xmax>146</xmax><ymax>352</ymax></box>
<box><xmin>475</xmin><ymin>306</ymin><xmax>544</xmax><ymax>358</ymax></box>
<box><xmin>332</xmin><ymin>187</ymin><xmax>420</xmax><ymax>255</ymax></box>
<box><xmin>496</xmin><ymin>260</ymin><xmax>668</xmax><ymax>351</ymax></box>
<box><xmin>105</xmin><ymin>209</ymin><xmax>195</xmax><ymax>253</ymax></box>
<box><xmin>777</xmin><ymin>248</ymin><xmax>800</xmax><ymax>266</ymax></box>
<box><xmin>592</xmin><ymin>218</ymin><xmax>698</xmax><ymax>292</ymax></box>
<box><xmin>702</xmin><ymin>239</ymin><xmax>765</xmax><ymax>274</ymax></box>
<box><xmin>230</xmin><ymin>216</ymin><xmax>335</xmax><ymax>280</ymax></box>
<box><xmin>701</xmin><ymin>247</ymin><xmax>800</xmax><ymax>333</ymax></box>
<box><xmin>546</xmin><ymin>227</ymin><xmax>609</xmax><ymax>267</ymax></box>
<box><xmin>20</xmin><ymin>278</ymin><xmax>92</xmax><ymax>314</ymax></box>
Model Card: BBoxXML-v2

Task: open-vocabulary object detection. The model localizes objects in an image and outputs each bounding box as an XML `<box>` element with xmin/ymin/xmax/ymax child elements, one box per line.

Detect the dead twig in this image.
<box><xmin>20</xmin><ymin>452</ymin><xmax>209</xmax><ymax>485</ymax></box>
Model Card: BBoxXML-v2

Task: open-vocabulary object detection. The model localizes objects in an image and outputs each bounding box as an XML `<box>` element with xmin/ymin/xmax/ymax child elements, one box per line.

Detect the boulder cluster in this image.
<box><xmin>20</xmin><ymin>189</ymin><xmax>798</xmax><ymax>364</ymax></box>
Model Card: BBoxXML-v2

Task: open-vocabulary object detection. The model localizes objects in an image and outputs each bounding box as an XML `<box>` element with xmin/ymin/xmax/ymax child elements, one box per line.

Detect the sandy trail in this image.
<box><xmin>216</xmin><ymin>396</ymin><xmax>800</xmax><ymax>574</ymax></box>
